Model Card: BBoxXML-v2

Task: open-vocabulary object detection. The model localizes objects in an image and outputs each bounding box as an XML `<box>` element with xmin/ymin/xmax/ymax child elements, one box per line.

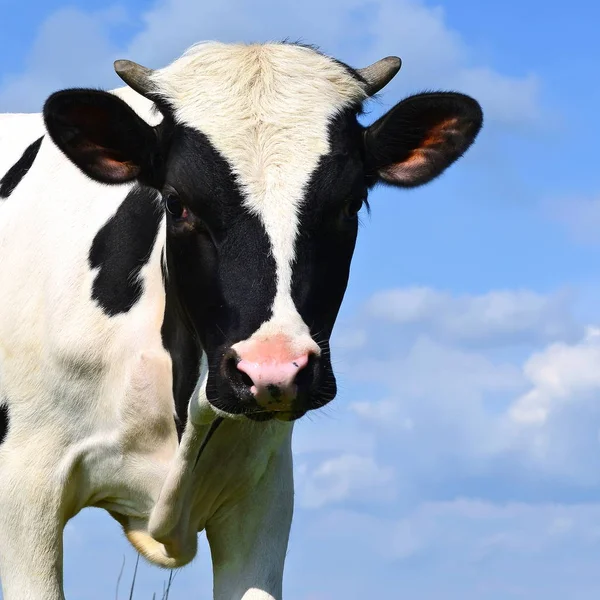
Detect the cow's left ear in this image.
<box><xmin>43</xmin><ymin>89</ymin><xmax>159</xmax><ymax>185</ymax></box>
<box><xmin>364</xmin><ymin>92</ymin><xmax>483</xmax><ymax>188</ymax></box>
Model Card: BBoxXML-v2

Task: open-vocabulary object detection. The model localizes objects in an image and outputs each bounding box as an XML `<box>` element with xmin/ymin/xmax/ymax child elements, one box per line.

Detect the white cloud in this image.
<box><xmin>297</xmin><ymin>454</ymin><xmax>395</xmax><ymax>509</ymax></box>
<box><xmin>352</xmin><ymin>400</ymin><xmax>415</xmax><ymax>432</ymax></box>
<box><xmin>339</xmin><ymin>289</ymin><xmax>600</xmax><ymax>489</ymax></box>
<box><xmin>509</xmin><ymin>327</ymin><xmax>600</xmax><ymax>425</ymax></box>
<box><xmin>365</xmin><ymin>286</ymin><xmax>580</xmax><ymax>346</ymax></box>
<box><xmin>293</xmin><ymin>418</ymin><xmax>376</xmax><ymax>457</ymax></box>
<box><xmin>495</xmin><ymin>327</ymin><xmax>600</xmax><ymax>485</ymax></box>
<box><xmin>349</xmin><ymin>334</ymin><xmax>524</xmax><ymax>407</ymax></box>
<box><xmin>331</xmin><ymin>328</ymin><xmax>367</xmax><ymax>351</ymax></box>
<box><xmin>345</xmin><ymin>336</ymin><xmax>525</xmax><ymax>477</ymax></box>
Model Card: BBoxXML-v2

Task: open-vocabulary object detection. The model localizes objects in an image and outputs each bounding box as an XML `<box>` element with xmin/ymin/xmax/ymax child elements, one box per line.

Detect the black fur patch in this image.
<box><xmin>88</xmin><ymin>185</ymin><xmax>163</xmax><ymax>316</ymax></box>
<box><xmin>289</xmin><ymin>108</ymin><xmax>366</xmax><ymax>409</ymax></box>
<box><xmin>163</xmin><ymin>126</ymin><xmax>277</xmax><ymax>344</ymax></box>
<box><xmin>0</xmin><ymin>404</ymin><xmax>9</xmax><ymax>445</ymax></box>
<box><xmin>164</xmin><ymin>127</ymin><xmax>278</xmax><ymax>413</ymax></box>
<box><xmin>161</xmin><ymin>281</ymin><xmax>200</xmax><ymax>438</ymax></box>
<box><xmin>0</xmin><ymin>136</ymin><xmax>43</xmax><ymax>199</ymax></box>
<box><xmin>157</xmin><ymin>125</ymin><xmax>278</xmax><ymax>416</ymax></box>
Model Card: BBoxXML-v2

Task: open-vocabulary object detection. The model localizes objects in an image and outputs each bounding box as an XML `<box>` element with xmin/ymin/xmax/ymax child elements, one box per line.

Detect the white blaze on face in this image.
<box><xmin>151</xmin><ymin>42</ymin><xmax>366</xmax><ymax>357</ymax></box>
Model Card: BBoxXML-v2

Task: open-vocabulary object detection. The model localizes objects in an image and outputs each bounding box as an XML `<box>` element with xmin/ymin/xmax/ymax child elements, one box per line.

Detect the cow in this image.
<box><xmin>0</xmin><ymin>41</ymin><xmax>483</xmax><ymax>599</ymax></box>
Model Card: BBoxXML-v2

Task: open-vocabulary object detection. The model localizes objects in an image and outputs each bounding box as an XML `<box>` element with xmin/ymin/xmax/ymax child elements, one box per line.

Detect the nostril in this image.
<box><xmin>294</xmin><ymin>352</ymin><xmax>318</xmax><ymax>390</ymax></box>
<box><xmin>235</xmin><ymin>359</ymin><xmax>256</xmax><ymax>389</ymax></box>
<box><xmin>239</xmin><ymin>371</ymin><xmax>253</xmax><ymax>388</ymax></box>
<box><xmin>224</xmin><ymin>353</ymin><xmax>239</xmax><ymax>378</ymax></box>
<box><xmin>221</xmin><ymin>350</ymin><xmax>253</xmax><ymax>394</ymax></box>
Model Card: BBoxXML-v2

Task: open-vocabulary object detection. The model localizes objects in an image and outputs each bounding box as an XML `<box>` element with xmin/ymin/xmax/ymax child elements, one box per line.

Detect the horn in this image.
<box><xmin>114</xmin><ymin>59</ymin><xmax>156</xmax><ymax>97</ymax></box>
<box><xmin>357</xmin><ymin>56</ymin><xmax>402</xmax><ymax>95</ymax></box>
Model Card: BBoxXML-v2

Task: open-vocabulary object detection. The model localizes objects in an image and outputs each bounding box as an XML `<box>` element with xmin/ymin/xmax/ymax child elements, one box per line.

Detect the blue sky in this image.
<box><xmin>2</xmin><ymin>0</ymin><xmax>600</xmax><ymax>598</ymax></box>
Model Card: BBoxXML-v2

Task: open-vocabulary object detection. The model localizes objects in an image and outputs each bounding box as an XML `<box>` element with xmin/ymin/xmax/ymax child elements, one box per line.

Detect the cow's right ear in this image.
<box><xmin>43</xmin><ymin>89</ymin><xmax>159</xmax><ymax>185</ymax></box>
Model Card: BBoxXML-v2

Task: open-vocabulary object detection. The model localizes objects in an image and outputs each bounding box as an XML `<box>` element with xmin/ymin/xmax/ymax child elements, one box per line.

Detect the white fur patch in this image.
<box><xmin>151</xmin><ymin>42</ymin><xmax>366</xmax><ymax>351</ymax></box>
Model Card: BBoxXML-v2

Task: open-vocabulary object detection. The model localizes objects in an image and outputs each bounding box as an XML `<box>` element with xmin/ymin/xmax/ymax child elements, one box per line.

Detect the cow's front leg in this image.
<box><xmin>206</xmin><ymin>439</ymin><xmax>294</xmax><ymax>600</ymax></box>
<box><xmin>0</xmin><ymin>446</ymin><xmax>66</xmax><ymax>600</ymax></box>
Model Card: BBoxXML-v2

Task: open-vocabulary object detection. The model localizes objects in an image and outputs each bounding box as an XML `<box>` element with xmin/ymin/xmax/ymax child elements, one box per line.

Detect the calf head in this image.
<box><xmin>43</xmin><ymin>42</ymin><xmax>482</xmax><ymax>422</ymax></box>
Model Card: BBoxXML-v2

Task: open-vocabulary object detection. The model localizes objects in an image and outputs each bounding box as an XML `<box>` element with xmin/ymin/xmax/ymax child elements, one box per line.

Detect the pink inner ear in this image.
<box><xmin>379</xmin><ymin>117</ymin><xmax>461</xmax><ymax>184</ymax></box>
<box><xmin>99</xmin><ymin>157</ymin><xmax>140</xmax><ymax>182</ymax></box>
<box><xmin>380</xmin><ymin>149</ymin><xmax>430</xmax><ymax>184</ymax></box>
<box><xmin>421</xmin><ymin>117</ymin><xmax>460</xmax><ymax>148</ymax></box>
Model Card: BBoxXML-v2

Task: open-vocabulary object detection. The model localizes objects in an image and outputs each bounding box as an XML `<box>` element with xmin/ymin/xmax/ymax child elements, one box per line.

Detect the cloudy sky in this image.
<box><xmin>2</xmin><ymin>0</ymin><xmax>600</xmax><ymax>598</ymax></box>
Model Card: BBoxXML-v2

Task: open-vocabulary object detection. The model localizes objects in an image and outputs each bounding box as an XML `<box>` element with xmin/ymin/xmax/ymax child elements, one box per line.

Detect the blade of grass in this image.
<box><xmin>128</xmin><ymin>553</ymin><xmax>140</xmax><ymax>600</ymax></box>
<box><xmin>115</xmin><ymin>555</ymin><xmax>126</xmax><ymax>600</ymax></box>
<box><xmin>163</xmin><ymin>570</ymin><xmax>175</xmax><ymax>600</ymax></box>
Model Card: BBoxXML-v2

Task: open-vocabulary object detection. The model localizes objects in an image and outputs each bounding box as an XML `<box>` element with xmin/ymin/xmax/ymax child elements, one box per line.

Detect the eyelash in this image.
<box><xmin>343</xmin><ymin>196</ymin><xmax>366</xmax><ymax>219</ymax></box>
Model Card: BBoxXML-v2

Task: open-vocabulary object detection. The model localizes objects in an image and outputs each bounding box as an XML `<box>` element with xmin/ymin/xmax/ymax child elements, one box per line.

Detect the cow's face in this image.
<box><xmin>43</xmin><ymin>42</ymin><xmax>483</xmax><ymax>422</ymax></box>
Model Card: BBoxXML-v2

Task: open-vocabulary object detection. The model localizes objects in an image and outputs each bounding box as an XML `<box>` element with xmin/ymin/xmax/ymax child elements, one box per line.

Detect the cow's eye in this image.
<box><xmin>343</xmin><ymin>196</ymin><xmax>365</xmax><ymax>220</ymax></box>
<box><xmin>164</xmin><ymin>192</ymin><xmax>188</xmax><ymax>221</ymax></box>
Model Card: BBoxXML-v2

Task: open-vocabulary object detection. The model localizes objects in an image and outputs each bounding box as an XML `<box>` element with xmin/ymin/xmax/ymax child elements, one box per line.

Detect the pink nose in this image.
<box><xmin>237</xmin><ymin>354</ymin><xmax>310</xmax><ymax>410</ymax></box>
